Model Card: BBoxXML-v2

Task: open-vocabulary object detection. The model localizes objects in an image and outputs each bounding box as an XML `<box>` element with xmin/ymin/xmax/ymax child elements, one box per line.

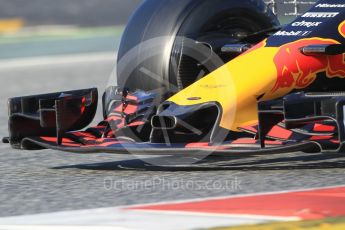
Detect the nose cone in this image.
<box><xmin>167</xmin><ymin>41</ymin><xmax>280</xmax><ymax>131</ymax></box>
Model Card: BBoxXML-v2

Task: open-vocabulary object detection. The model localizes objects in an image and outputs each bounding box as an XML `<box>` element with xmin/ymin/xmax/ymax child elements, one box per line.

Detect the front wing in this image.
<box><xmin>3</xmin><ymin>88</ymin><xmax>345</xmax><ymax>156</ymax></box>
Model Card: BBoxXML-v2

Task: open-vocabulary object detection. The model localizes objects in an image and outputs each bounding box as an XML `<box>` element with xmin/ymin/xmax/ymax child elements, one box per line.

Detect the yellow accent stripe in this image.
<box><xmin>0</xmin><ymin>18</ymin><xmax>24</xmax><ymax>33</ymax></box>
<box><xmin>210</xmin><ymin>217</ymin><xmax>345</xmax><ymax>230</ymax></box>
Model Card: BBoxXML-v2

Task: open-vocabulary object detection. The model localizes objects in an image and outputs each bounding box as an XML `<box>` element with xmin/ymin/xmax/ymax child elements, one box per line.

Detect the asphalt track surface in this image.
<box><xmin>0</xmin><ymin>52</ymin><xmax>345</xmax><ymax>219</ymax></box>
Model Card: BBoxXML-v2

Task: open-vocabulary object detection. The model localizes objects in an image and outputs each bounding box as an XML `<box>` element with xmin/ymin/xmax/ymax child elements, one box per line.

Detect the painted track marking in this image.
<box><xmin>0</xmin><ymin>185</ymin><xmax>344</xmax><ymax>230</ymax></box>
<box><xmin>128</xmin><ymin>185</ymin><xmax>345</xmax><ymax>220</ymax></box>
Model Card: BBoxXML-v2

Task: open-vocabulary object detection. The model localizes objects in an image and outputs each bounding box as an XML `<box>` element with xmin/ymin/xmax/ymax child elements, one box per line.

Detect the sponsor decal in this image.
<box><xmin>271</xmin><ymin>38</ymin><xmax>345</xmax><ymax>93</ymax></box>
<box><xmin>291</xmin><ymin>21</ymin><xmax>322</xmax><ymax>28</ymax></box>
<box><xmin>273</xmin><ymin>30</ymin><xmax>312</xmax><ymax>36</ymax></box>
<box><xmin>302</xmin><ymin>12</ymin><xmax>339</xmax><ymax>18</ymax></box>
<box><xmin>339</xmin><ymin>20</ymin><xmax>345</xmax><ymax>38</ymax></box>
<box><xmin>316</xmin><ymin>4</ymin><xmax>345</xmax><ymax>8</ymax></box>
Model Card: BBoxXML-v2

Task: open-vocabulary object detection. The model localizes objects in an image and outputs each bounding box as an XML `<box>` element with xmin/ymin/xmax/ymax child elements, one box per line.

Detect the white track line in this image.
<box><xmin>0</xmin><ymin>52</ymin><xmax>116</xmax><ymax>70</ymax></box>
<box><xmin>0</xmin><ymin>208</ymin><xmax>267</xmax><ymax>230</ymax></box>
<box><xmin>0</xmin><ymin>226</ymin><xmax>131</xmax><ymax>230</ymax></box>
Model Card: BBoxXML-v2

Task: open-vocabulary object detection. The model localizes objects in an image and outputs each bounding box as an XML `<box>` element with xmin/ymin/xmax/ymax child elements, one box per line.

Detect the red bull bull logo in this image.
<box><xmin>271</xmin><ymin>37</ymin><xmax>345</xmax><ymax>93</ymax></box>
